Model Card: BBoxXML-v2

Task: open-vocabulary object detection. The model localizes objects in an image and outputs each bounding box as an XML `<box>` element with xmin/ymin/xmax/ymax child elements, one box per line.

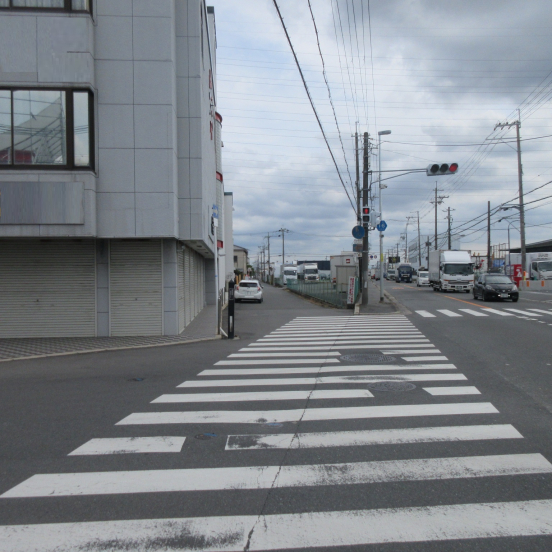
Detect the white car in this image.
<box><xmin>235</xmin><ymin>279</ymin><xmax>263</xmax><ymax>303</ymax></box>
<box><xmin>417</xmin><ymin>270</ymin><xmax>430</xmax><ymax>286</ymax></box>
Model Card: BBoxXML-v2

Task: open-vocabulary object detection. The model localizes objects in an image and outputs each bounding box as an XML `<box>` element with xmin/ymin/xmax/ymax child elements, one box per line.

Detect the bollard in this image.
<box><xmin>228</xmin><ymin>279</ymin><xmax>235</xmax><ymax>339</ymax></box>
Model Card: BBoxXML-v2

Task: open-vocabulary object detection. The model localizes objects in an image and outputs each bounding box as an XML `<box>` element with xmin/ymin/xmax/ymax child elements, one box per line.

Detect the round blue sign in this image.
<box><xmin>377</xmin><ymin>220</ymin><xmax>387</xmax><ymax>232</ymax></box>
<box><xmin>352</xmin><ymin>225</ymin><xmax>365</xmax><ymax>239</ymax></box>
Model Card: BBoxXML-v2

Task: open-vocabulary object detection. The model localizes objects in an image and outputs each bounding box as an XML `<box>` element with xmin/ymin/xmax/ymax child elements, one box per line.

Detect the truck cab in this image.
<box><xmin>429</xmin><ymin>250</ymin><xmax>474</xmax><ymax>292</ymax></box>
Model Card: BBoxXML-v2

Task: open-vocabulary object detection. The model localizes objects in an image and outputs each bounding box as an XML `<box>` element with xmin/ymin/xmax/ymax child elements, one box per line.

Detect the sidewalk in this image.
<box><xmin>356</xmin><ymin>279</ymin><xmax>403</xmax><ymax>315</ymax></box>
<box><xmin>0</xmin><ymin>305</ymin><xmax>220</xmax><ymax>363</ymax></box>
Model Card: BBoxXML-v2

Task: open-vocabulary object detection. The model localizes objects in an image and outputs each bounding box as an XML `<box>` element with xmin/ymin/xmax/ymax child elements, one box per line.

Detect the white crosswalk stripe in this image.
<box><xmin>2</xmin><ymin>313</ymin><xmax>549</xmax><ymax>551</ymax></box>
<box><xmin>414</xmin><ymin>307</ymin><xmax>542</xmax><ymax>318</ymax></box>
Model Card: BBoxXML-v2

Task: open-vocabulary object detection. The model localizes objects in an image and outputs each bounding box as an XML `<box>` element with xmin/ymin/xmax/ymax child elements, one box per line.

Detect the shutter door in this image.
<box><xmin>110</xmin><ymin>240</ymin><xmax>162</xmax><ymax>336</ymax></box>
<box><xmin>0</xmin><ymin>240</ymin><xmax>96</xmax><ymax>338</ymax></box>
<box><xmin>191</xmin><ymin>251</ymin><xmax>197</xmax><ymax>321</ymax></box>
<box><xmin>177</xmin><ymin>247</ymin><xmax>185</xmax><ymax>333</ymax></box>
<box><xmin>184</xmin><ymin>248</ymin><xmax>191</xmax><ymax>327</ymax></box>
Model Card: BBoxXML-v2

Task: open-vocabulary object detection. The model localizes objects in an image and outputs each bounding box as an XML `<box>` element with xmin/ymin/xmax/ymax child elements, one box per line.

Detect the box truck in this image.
<box><xmin>280</xmin><ymin>265</ymin><xmax>298</xmax><ymax>285</ymax></box>
<box><xmin>507</xmin><ymin>252</ymin><xmax>552</xmax><ymax>281</ymax></box>
<box><xmin>297</xmin><ymin>262</ymin><xmax>319</xmax><ymax>282</ymax></box>
<box><xmin>429</xmin><ymin>250</ymin><xmax>474</xmax><ymax>292</ymax></box>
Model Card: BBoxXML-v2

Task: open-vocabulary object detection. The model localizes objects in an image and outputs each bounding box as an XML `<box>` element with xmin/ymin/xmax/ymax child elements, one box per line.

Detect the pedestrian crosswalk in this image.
<box><xmin>2</xmin><ymin>313</ymin><xmax>552</xmax><ymax>550</ymax></box>
<box><xmin>416</xmin><ymin>307</ymin><xmax>552</xmax><ymax>319</ymax></box>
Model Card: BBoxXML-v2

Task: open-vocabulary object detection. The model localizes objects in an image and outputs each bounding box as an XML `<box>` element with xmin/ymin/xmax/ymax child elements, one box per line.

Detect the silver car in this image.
<box><xmin>235</xmin><ymin>279</ymin><xmax>263</xmax><ymax>303</ymax></box>
<box><xmin>417</xmin><ymin>270</ymin><xmax>430</xmax><ymax>286</ymax></box>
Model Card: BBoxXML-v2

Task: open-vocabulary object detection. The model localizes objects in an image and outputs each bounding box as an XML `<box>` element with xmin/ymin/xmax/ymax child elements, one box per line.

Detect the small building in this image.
<box><xmin>234</xmin><ymin>245</ymin><xmax>249</xmax><ymax>275</ymax></box>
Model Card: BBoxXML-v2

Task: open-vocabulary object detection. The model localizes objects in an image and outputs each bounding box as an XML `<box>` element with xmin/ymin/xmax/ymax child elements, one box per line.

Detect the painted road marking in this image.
<box><xmin>384</xmin><ymin>349</ymin><xmax>441</xmax><ymax>354</ymax></box>
<box><xmin>68</xmin><ymin>437</ymin><xmax>186</xmax><ymax>456</ymax></box>
<box><xmin>115</xmin><ymin>402</ymin><xmax>496</xmax><ymax>426</ymax></box>
<box><xmin>504</xmin><ymin>308</ymin><xmax>543</xmax><ymax>316</ymax></box>
<box><xmin>526</xmin><ymin>309</ymin><xmax>552</xmax><ymax>315</ymax></box>
<box><xmin>459</xmin><ymin>309</ymin><xmax>489</xmax><ymax>317</ymax></box>
<box><xmin>480</xmin><ymin>308</ymin><xmax>515</xmax><ymax>316</ymax></box>
<box><xmin>198</xmin><ymin>364</ymin><xmax>457</xmax><ymax>376</ymax></box>
<box><xmin>5</xmin><ymin>453</ymin><xmax>545</xmax><ymax>498</ymax></box>
<box><xmin>437</xmin><ymin>310</ymin><xmax>463</xmax><ymax>317</ymax></box>
<box><xmin>244</xmin><ymin>342</ymin><xmax>431</xmax><ymax>351</ymax></box>
<box><xmin>215</xmin><ymin>359</ymin><xmax>340</xmax><ymax>365</ymax></box>
<box><xmin>228</xmin><ymin>352</ymin><xmax>341</xmax><ymax>358</ymax></box>
<box><xmin>5</xmin><ymin>500</ymin><xmax>552</xmax><ymax>550</ymax></box>
<box><xmin>178</xmin><ymin>374</ymin><xmax>468</xmax><ymax>388</ymax></box>
<box><xmin>424</xmin><ymin>386</ymin><xmax>481</xmax><ymax>396</ymax></box>
<box><xmin>151</xmin><ymin>389</ymin><xmax>375</xmax><ymax>403</ymax></box>
<box><xmin>226</xmin><ymin>424</ymin><xmax>524</xmax><ymax>450</ymax></box>
<box><xmin>403</xmin><ymin>356</ymin><xmax>449</xmax><ymax>362</ymax></box>
<box><xmin>416</xmin><ymin>310</ymin><xmax>436</xmax><ymax>317</ymax></box>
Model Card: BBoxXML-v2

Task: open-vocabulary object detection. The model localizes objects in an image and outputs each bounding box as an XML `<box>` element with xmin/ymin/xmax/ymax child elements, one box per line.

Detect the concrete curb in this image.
<box><xmin>384</xmin><ymin>290</ymin><xmax>412</xmax><ymax>315</ymax></box>
<box><xmin>0</xmin><ymin>335</ymin><xmax>222</xmax><ymax>364</ymax></box>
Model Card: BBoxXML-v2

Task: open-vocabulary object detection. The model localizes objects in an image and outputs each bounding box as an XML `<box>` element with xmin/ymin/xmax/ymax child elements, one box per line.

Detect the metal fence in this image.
<box><xmin>287</xmin><ymin>279</ymin><xmax>358</xmax><ymax>308</ymax></box>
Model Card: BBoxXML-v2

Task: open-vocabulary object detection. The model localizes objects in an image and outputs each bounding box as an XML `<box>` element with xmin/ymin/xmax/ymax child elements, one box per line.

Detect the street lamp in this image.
<box><xmin>378</xmin><ymin>130</ymin><xmax>391</xmax><ymax>302</ymax></box>
<box><xmin>498</xmin><ymin>217</ymin><xmax>519</xmax><ymax>276</ymax></box>
<box><xmin>499</xmin><ymin>205</ymin><xmax>523</xmax><ymax>276</ymax></box>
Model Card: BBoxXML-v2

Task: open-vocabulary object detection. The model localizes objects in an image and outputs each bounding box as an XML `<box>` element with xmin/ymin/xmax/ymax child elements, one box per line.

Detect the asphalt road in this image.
<box><xmin>1</xmin><ymin>283</ymin><xmax>552</xmax><ymax>551</ymax></box>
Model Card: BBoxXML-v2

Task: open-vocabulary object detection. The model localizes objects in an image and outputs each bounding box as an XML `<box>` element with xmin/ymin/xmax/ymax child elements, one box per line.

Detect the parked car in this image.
<box><xmin>417</xmin><ymin>270</ymin><xmax>430</xmax><ymax>287</ymax></box>
<box><xmin>235</xmin><ymin>279</ymin><xmax>264</xmax><ymax>303</ymax></box>
<box><xmin>473</xmin><ymin>274</ymin><xmax>518</xmax><ymax>302</ymax></box>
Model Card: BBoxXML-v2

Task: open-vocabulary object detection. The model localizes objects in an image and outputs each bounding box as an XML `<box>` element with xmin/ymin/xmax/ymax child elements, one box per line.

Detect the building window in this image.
<box><xmin>234</xmin><ymin>255</ymin><xmax>238</xmax><ymax>264</ymax></box>
<box><xmin>0</xmin><ymin>88</ymin><xmax>94</xmax><ymax>170</ymax></box>
<box><xmin>0</xmin><ymin>0</ymin><xmax>91</xmax><ymax>12</ymax></box>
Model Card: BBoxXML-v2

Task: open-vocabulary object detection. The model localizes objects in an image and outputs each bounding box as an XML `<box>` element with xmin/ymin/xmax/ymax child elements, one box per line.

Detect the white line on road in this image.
<box><xmin>178</xmin><ymin>373</ymin><xmax>467</xmax><ymax>388</ymax></box>
<box><xmin>504</xmin><ymin>308</ymin><xmax>543</xmax><ymax>316</ymax></box>
<box><xmin>437</xmin><ymin>310</ymin><xmax>463</xmax><ymax>317</ymax></box>
<box><xmin>479</xmin><ymin>308</ymin><xmax>514</xmax><ymax>316</ymax></box>
<box><xmin>423</xmin><ymin>386</ymin><xmax>481</xmax><ymax>396</ymax></box>
<box><xmin>215</xmin><ymin>359</ymin><xmax>340</xmax><ymax>365</ymax></box>
<box><xmin>403</xmin><ymin>356</ymin><xmax>449</xmax><ymax>362</ymax></box>
<box><xmin>259</xmin><ymin>333</ymin><xmax>424</xmax><ymax>341</ymax></box>
<box><xmin>415</xmin><ymin>310</ymin><xmax>436</xmax><ymax>317</ymax></box>
<box><xmin>384</xmin><ymin>350</ymin><xmax>441</xmax><ymax>354</ymax></box>
<box><xmin>5</xmin><ymin>500</ymin><xmax>552</xmax><ymax>550</ymax></box>
<box><xmin>526</xmin><ymin>309</ymin><xmax>552</xmax><ymax>315</ymax></box>
<box><xmin>250</xmin><ymin>339</ymin><xmax>429</xmax><ymax>346</ymax></box>
<box><xmin>228</xmin><ymin>352</ymin><xmax>341</xmax><ymax>358</ymax></box>
<box><xmin>68</xmin><ymin>437</ymin><xmax>186</xmax><ymax>456</ymax></box>
<box><xmin>198</xmin><ymin>364</ymin><xmax>457</xmax><ymax>376</ymax></box>
<box><xmin>243</xmin><ymin>342</ymin><xmax>431</xmax><ymax>351</ymax></box>
<box><xmin>152</xmin><ymin>389</ymin><xmax>374</xmax><ymax>403</ymax></box>
<box><xmin>6</xmin><ymin>453</ymin><xmax>543</xmax><ymax>499</ymax></box>
<box><xmin>226</xmin><ymin>424</ymin><xmax>523</xmax><ymax>450</ymax></box>
<box><xmin>458</xmin><ymin>309</ymin><xmax>488</xmax><ymax>317</ymax></box>
<box><xmin>115</xmin><ymin>402</ymin><xmax>495</xmax><ymax>426</ymax></box>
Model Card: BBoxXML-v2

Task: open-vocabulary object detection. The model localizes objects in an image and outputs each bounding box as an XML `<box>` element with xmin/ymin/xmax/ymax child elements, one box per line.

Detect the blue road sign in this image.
<box><xmin>352</xmin><ymin>225</ymin><xmax>365</xmax><ymax>239</ymax></box>
<box><xmin>377</xmin><ymin>220</ymin><xmax>387</xmax><ymax>232</ymax></box>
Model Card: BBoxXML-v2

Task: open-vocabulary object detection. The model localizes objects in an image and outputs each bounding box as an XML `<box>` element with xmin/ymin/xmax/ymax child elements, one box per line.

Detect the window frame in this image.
<box><xmin>0</xmin><ymin>87</ymin><xmax>95</xmax><ymax>171</ymax></box>
<box><xmin>0</xmin><ymin>0</ymin><xmax>91</xmax><ymax>14</ymax></box>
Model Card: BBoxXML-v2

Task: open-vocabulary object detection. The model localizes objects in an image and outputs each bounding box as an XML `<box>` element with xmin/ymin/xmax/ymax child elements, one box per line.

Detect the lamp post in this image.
<box><xmin>499</xmin><ymin>205</ymin><xmax>522</xmax><ymax>278</ymax></box>
<box><xmin>498</xmin><ymin>217</ymin><xmax>519</xmax><ymax>277</ymax></box>
<box><xmin>378</xmin><ymin>130</ymin><xmax>391</xmax><ymax>302</ymax></box>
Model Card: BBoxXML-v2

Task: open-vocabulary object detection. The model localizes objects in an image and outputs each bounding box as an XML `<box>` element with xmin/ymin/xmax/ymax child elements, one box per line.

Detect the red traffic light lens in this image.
<box><xmin>362</xmin><ymin>208</ymin><xmax>370</xmax><ymax>214</ymax></box>
<box><xmin>449</xmin><ymin>163</ymin><xmax>458</xmax><ymax>173</ymax></box>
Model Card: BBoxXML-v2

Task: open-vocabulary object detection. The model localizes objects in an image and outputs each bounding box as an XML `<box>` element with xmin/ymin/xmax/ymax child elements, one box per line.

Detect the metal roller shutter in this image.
<box><xmin>191</xmin><ymin>251</ymin><xmax>197</xmax><ymax>320</ymax></box>
<box><xmin>0</xmin><ymin>240</ymin><xmax>96</xmax><ymax>338</ymax></box>
<box><xmin>177</xmin><ymin>247</ymin><xmax>185</xmax><ymax>333</ymax></box>
<box><xmin>110</xmin><ymin>240</ymin><xmax>162</xmax><ymax>336</ymax></box>
<box><xmin>184</xmin><ymin>248</ymin><xmax>191</xmax><ymax>327</ymax></box>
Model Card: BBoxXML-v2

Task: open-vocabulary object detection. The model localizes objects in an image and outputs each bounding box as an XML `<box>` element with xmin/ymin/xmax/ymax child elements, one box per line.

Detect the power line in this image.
<box><xmin>272</xmin><ymin>0</ymin><xmax>356</xmax><ymax>213</ymax></box>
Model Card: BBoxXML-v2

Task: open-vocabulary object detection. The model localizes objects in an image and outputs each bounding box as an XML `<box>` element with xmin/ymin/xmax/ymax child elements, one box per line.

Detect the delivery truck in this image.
<box><xmin>507</xmin><ymin>252</ymin><xmax>552</xmax><ymax>281</ymax></box>
<box><xmin>297</xmin><ymin>262</ymin><xmax>319</xmax><ymax>282</ymax></box>
<box><xmin>280</xmin><ymin>265</ymin><xmax>298</xmax><ymax>285</ymax></box>
<box><xmin>429</xmin><ymin>250</ymin><xmax>474</xmax><ymax>292</ymax></box>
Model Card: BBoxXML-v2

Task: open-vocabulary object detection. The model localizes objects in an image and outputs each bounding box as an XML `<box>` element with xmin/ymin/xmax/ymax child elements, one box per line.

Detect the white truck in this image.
<box><xmin>280</xmin><ymin>264</ymin><xmax>298</xmax><ymax>285</ymax></box>
<box><xmin>297</xmin><ymin>262</ymin><xmax>319</xmax><ymax>282</ymax></box>
<box><xmin>507</xmin><ymin>252</ymin><xmax>552</xmax><ymax>280</ymax></box>
<box><xmin>429</xmin><ymin>250</ymin><xmax>474</xmax><ymax>292</ymax></box>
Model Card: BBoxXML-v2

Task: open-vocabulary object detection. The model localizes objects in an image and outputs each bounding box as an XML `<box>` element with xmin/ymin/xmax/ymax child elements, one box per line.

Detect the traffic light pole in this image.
<box><xmin>362</xmin><ymin>132</ymin><xmax>370</xmax><ymax>305</ymax></box>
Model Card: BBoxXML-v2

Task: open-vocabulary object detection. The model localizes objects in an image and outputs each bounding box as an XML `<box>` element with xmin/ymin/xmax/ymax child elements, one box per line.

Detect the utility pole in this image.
<box><xmin>495</xmin><ymin>112</ymin><xmax>526</xmax><ymax>275</ymax></box>
<box><xmin>354</xmin><ymin>129</ymin><xmax>362</xmax><ymax>295</ymax></box>
<box><xmin>487</xmin><ymin>201</ymin><xmax>491</xmax><ymax>271</ymax></box>
<box><xmin>444</xmin><ymin>207</ymin><xmax>455</xmax><ymax>250</ymax></box>
<box><xmin>405</xmin><ymin>215</ymin><xmax>415</xmax><ymax>264</ymax></box>
<box><xmin>430</xmin><ymin>183</ymin><xmax>448</xmax><ymax>249</ymax></box>
<box><xmin>278</xmin><ymin>228</ymin><xmax>289</xmax><ymax>266</ymax></box>
<box><xmin>362</xmin><ymin>132</ymin><xmax>370</xmax><ymax>305</ymax></box>
<box><xmin>416</xmin><ymin>211</ymin><xmax>422</xmax><ymax>266</ymax></box>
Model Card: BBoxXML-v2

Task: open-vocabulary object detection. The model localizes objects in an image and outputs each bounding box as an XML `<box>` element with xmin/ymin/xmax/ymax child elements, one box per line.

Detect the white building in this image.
<box><xmin>0</xmin><ymin>0</ymin><xmax>231</xmax><ymax>337</ymax></box>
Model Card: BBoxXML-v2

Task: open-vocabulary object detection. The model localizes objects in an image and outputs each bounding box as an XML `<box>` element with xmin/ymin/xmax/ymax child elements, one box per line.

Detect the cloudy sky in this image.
<box><xmin>210</xmin><ymin>0</ymin><xmax>552</xmax><ymax>268</ymax></box>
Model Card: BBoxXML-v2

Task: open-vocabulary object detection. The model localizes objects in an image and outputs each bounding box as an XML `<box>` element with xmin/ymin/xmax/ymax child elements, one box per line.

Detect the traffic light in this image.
<box><xmin>426</xmin><ymin>163</ymin><xmax>459</xmax><ymax>176</ymax></box>
<box><xmin>362</xmin><ymin>206</ymin><xmax>370</xmax><ymax>225</ymax></box>
<box><xmin>369</xmin><ymin>211</ymin><xmax>380</xmax><ymax>227</ymax></box>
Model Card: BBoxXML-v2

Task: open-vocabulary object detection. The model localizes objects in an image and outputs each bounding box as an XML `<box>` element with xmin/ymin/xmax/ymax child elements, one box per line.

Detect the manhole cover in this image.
<box><xmin>340</xmin><ymin>354</ymin><xmax>397</xmax><ymax>363</ymax></box>
<box><xmin>368</xmin><ymin>382</ymin><xmax>417</xmax><ymax>392</ymax></box>
<box><xmin>195</xmin><ymin>433</ymin><xmax>217</xmax><ymax>440</ymax></box>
